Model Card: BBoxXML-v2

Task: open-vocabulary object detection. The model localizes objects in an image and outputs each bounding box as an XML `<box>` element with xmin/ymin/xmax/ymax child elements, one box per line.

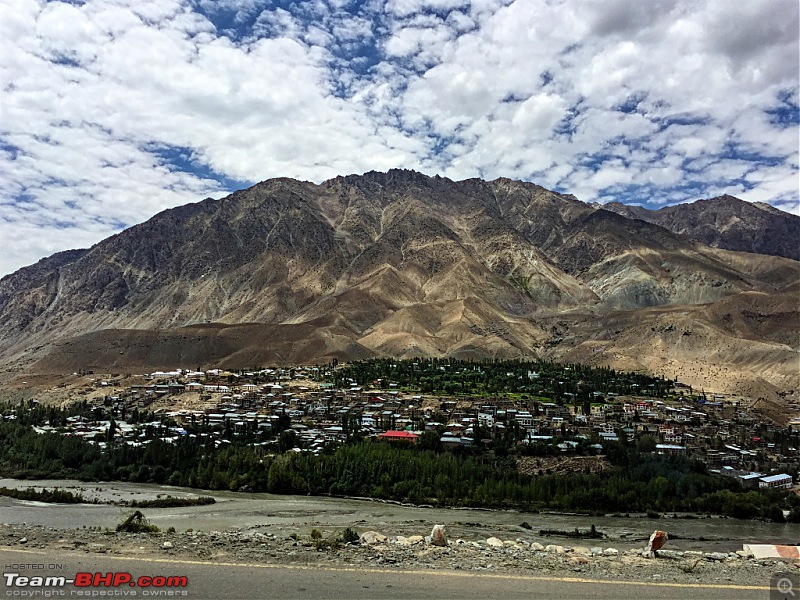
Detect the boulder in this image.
<box><xmin>429</xmin><ymin>525</ymin><xmax>448</xmax><ymax>547</ymax></box>
<box><xmin>590</xmin><ymin>546</ymin><xmax>604</xmax><ymax>555</ymax></box>
<box><xmin>573</xmin><ymin>546</ymin><xmax>592</xmax><ymax>555</ymax></box>
<box><xmin>704</xmin><ymin>552</ymin><xmax>728</xmax><ymax>561</ymax></box>
<box><xmin>602</xmin><ymin>548</ymin><xmax>619</xmax><ymax>556</ymax></box>
<box><xmin>655</xmin><ymin>549</ymin><xmax>683</xmax><ymax>560</ymax></box>
<box><xmin>407</xmin><ymin>535</ymin><xmax>425</xmax><ymax>545</ymax></box>
<box><xmin>545</xmin><ymin>544</ymin><xmax>565</xmax><ymax>554</ymax></box>
<box><xmin>162</xmin><ymin>541</ymin><xmax>173</xmax><ymax>549</ymax></box>
<box><xmin>645</xmin><ymin>530</ymin><xmax>668</xmax><ymax>558</ymax></box>
<box><xmin>359</xmin><ymin>531</ymin><xmax>387</xmax><ymax>545</ymax></box>
<box><xmin>531</xmin><ymin>542</ymin><xmax>545</xmax><ymax>551</ymax></box>
<box><xmin>486</xmin><ymin>537</ymin><xmax>504</xmax><ymax>548</ymax></box>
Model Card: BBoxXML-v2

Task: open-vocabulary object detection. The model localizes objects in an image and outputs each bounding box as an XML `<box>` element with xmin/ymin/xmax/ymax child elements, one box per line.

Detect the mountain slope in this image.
<box><xmin>0</xmin><ymin>170</ymin><xmax>797</xmax><ymax>401</ymax></box>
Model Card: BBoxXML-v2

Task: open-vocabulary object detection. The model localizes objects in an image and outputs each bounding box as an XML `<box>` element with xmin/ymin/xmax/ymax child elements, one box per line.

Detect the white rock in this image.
<box><xmin>407</xmin><ymin>535</ymin><xmax>424</xmax><ymax>545</ymax></box>
<box><xmin>545</xmin><ymin>544</ymin><xmax>565</xmax><ymax>554</ymax></box>
<box><xmin>486</xmin><ymin>537</ymin><xmax>504</xmax><ymax>548</ymax></box>
<box><xmin>531</xmin><ymin>542</ymin><xmax>545</xmax><ymax>551</ymax></box>
<box><xmin>429</xmin><ymin>524</ymin><xmax>448</xmax><ymax>547</ymax></box>
<box><xmin>602</xmin><ymin>548</ymin><xmax>619</xmax><ymax>556</ymax></box>
<box><xmin>162</xmin><ymin>541</ymin><xmax>173</xmax><ymax>549</ymax></box>
<box><xmin>360</xmin><ymin>531</ymin><xmax>386</xmax><ymax>545</ymax></box>
<box><xmin>573</xmin><ymin>546</ymin><xmax>592</xmax><ymax>555</ymax></box>
<box><xmin>704</xmin><ymin>552</ymin><xmax>728</xmax><ymax>561</ymax></box>
<box><xmin>590</xmin><ymin>546</ymin><xmax>604</xmax><ymax>555</ymax></box>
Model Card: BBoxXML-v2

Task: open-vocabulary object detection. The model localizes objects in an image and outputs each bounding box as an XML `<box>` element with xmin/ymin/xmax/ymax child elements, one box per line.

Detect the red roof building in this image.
<box><xmin>378</xmin><ymin>430</ymin><xmax>419</xmax><ymax>443</ymax></box>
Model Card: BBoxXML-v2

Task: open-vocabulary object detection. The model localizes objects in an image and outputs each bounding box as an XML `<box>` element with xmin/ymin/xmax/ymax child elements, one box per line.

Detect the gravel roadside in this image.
<box><xmin>2</xmin><ymin>522</ymin><xmax>797</xmax><ymax>587</ymax></box>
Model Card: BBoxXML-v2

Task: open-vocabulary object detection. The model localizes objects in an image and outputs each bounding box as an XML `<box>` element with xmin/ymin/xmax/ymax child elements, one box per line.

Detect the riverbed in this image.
<box><xmin>1</xmin><ymin>478</ymin><xmax>797</xmax><ymax>552</ymax></box>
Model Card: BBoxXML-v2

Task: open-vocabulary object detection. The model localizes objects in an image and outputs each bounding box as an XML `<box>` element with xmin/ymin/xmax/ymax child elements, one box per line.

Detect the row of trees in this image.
<box><xmin>0</xmin><ymin>414</ymin><xmax>797</xmax><ymax>521</ymax></box>
<box><xmin>321</xmin><ymin>358</ymin><xmax>676</xmax><ymax>399</ymax></box>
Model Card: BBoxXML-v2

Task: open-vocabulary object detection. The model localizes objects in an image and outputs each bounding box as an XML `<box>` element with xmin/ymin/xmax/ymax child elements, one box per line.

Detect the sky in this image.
<box><xmin>1</xmin><ymin>0</ymin><xmax>798</xmax><ymax>277</ymax></box>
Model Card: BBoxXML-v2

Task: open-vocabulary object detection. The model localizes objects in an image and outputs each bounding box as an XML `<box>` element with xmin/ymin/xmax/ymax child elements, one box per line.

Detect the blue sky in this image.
<box><xmin>1</xmin><ymin>0</ymin><xmax>798</xmax><ymax>276</ymax></box>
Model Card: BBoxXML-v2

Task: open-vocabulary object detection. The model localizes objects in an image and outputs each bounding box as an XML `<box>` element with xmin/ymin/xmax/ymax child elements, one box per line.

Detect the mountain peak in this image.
<box><xmin>325</xmin><ymin>169</ymin><xmax>441</xmax><ymax>189</ymax></box>
<box><xmin>601</xmin><ymin>196</ymin><xmax>799</xmax><ymax>260</ymax></box>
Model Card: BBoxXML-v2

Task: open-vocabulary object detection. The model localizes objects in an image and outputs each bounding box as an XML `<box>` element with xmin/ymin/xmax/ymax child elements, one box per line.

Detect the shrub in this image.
<box><xmin>116</xmin><ymin>511</ymin><xmax>159</xmax><ymax>534</ymax></box>
<box><xmin>340</xmin><ymin>527</ymin><xmax>359</xmax><ymax>544</ymax></box>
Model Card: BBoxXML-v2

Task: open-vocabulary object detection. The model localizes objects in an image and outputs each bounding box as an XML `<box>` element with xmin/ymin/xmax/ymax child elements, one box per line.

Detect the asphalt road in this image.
<box><xmin>1</xmin><ymin>548</ymin><xmax>774</xmax><ymax>600</ymax></box>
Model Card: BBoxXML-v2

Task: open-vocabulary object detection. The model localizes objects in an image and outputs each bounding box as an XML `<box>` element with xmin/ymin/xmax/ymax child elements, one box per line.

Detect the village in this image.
<box><xmin>12</xmin><ymin>362</ymin><xmax>800</xmax><ymax>495</ymax></box>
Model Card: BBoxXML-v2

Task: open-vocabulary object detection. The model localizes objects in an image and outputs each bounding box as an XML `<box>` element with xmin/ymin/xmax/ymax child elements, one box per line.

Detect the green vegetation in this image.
<box><xmin>509</xmin><ymin>273</ymin><xmax>535</xmax><ymax>295</ymax></box>
<box><xmin>0</xmin><ymin>486</ymin><xmax>86</xmax><ymax>504</ymax></box>
<box><xmin>539</xmin><ymin>525</ymin><xmax>604</xmax><ymax>539</ymax></box>
<box><xmin>320</xmin><ymin>357</ymin><xmax>676</xmax><ymax>399</ymax></box>
<box><xmin>116</xmin><ymin>511</ymin><xmax>159</xmax><ymax>533</ymax></box>
<box><xmin>340</xmin><ymin>527</ymin><xmax>360</xmax><ymax>544</ymax></box>
<box><xmin>0</xmin><ymin>411</ymin><xmax>796</xmax><ymax>521</ymax></box>
<box><xmin>129</xmin><ymin>496</ymin><xmax>215</xmax><ymax>508</ymax></box>
<box><xmin>308</xmin><ymin>527</ymin><xmax>359</xmax><ymax>551</ymax></box>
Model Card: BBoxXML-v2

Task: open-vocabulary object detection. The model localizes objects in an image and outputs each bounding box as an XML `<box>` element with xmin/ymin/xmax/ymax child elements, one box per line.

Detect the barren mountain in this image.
<box><xmin>0</xmin><ymin>170</ymin><xmax>797</xmax><ymax>401</ymax></box>
<box><xmin>602</xmin><ymin>195</ymin><xmax>800</xmax><ymax>260</ymax></box>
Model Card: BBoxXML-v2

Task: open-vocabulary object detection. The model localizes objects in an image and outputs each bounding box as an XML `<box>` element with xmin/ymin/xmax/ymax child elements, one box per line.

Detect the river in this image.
<box><xmin>1</xmin><ymin>478</ymin><xmax>797</xmax><ymax>552</ymax></box>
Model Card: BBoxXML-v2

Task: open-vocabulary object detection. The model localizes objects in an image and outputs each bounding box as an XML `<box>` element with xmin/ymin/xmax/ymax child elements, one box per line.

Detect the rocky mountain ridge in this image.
<box><xmin>0</xmin><ymin>170</ymin><xmax>797</xmax><ymax>401</ymax></box>
<box><xmin>601</xmin><ymin>195</ymin><xmax>800</xmax><ymax>260</ymax></box>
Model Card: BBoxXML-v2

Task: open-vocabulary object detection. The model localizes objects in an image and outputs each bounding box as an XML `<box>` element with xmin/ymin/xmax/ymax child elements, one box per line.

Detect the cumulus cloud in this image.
<box><xmin>0</xmin><ymin>0</ymin><xmax>797</xmax><ymax>276</ymax></box>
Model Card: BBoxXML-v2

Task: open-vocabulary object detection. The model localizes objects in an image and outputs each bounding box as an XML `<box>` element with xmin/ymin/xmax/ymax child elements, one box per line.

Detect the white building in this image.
<box><xmin>758</xmin><ymin>473</ymin><xmax>793</xmax><ymax>490</ymax></box>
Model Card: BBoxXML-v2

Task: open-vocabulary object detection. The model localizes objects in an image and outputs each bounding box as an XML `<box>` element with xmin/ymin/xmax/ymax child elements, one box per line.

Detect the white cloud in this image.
<box><xmin>386</xmin><ymin>0</ymin><xmax>471</xmax><ymax>18</ymax></box>
<box><xmin>0</xmin><ymin>0</ymin><xmax>797</xmax><ymax>276</ymax></box>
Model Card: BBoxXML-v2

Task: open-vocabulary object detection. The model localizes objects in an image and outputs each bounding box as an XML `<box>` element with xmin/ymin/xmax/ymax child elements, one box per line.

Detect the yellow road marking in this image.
<box><xmin>0</xmin><ymin>546</ymin><xmax>770</xmax><ymax>590</ymax></box>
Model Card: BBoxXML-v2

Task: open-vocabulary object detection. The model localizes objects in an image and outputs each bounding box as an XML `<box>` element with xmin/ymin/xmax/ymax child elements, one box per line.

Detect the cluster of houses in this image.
<box><xmin>19</xmin><ymin>366</ymin><xmax>800</xmax><ymax>490</ymax></box>
<box><xmin>715</xmin><ymin>469</ymin><xmax>794</xmax><ymax>491</ymax></box>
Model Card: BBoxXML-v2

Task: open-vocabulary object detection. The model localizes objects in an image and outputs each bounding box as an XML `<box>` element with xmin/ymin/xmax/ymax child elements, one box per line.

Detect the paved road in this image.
<box><xmin>1</xmin><ymin>548</ymin><xmax>773</xmax><ymax>600</ymax></box>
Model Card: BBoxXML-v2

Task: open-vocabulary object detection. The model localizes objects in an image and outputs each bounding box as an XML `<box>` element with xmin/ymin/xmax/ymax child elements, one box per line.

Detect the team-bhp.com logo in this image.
<box><xmin>4</xmin><ymin>572</ymin><xmax>189</xmax><ymax>596</ymax></box>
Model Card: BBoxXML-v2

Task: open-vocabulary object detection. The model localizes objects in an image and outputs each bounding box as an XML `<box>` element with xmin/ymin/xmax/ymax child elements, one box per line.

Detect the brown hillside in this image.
<box><xmin>0</xmin><ymin>170</ymin><xmax>796</xmax><ymax>404</ymax></box>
